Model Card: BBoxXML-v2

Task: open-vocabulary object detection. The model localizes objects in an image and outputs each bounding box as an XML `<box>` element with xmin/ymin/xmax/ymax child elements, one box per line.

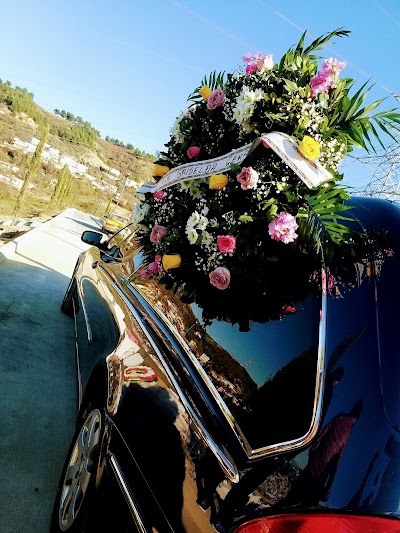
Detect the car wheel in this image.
<box><xmin>50</xmin><ymin>407</ymin><xmax>104</xmax><ymax>532</ymax></box>
<box><xmin>61</xmin><ymin>278</ymin><xmax>77</xmax><ymax>317</ymax></box>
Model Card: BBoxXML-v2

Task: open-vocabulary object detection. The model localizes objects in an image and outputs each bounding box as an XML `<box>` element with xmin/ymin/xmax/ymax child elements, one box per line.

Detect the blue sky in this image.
<box><xmin>2</xmin><ymin>0</ymin><xmax>400</xmax><ymax>190</ymax></box>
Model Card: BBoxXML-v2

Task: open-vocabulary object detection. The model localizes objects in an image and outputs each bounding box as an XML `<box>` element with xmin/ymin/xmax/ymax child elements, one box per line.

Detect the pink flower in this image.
<box><xmin>140</xmin><ymin>254</ymin><xmax>162</xmax><ymax>279</ymax></box>
<box><xmin>268</xmin><ymin>212</ymin><xmax>298</xmax><ymax>244</ymax></box>
<box><xmin>282</xmin><ymin>304</ymin><xmax>296</xmax><ymax>314</ymax></box>
<box><xmin>257</xmin><ymin>54</ymin><xmax>273</xmax><ymax>72</ymax></box>
<box><xmin>242</xmin><ymin>52</ymin><xmax>252</xmax><ymax>64</ymax></box>
<box><xmin>322</xmin><ymin>58</ymin><xmax>346</xmax><ymax>75</ymax></box>
<box><xmin>310</xmin><ymin>58</ymin><xmax>346</xmax><ymax>97</ymax></box>
<box><xmin>153</xmin><ymin>191</ymin><xmax>166</xmax><ymax>201</ymax></box>
<box><xmin>262</xmin><ymin>139</ymin><xmax>270</xmax><ymax>149</ymax></box>
<box><xmin>140</xmin><ymin>268</ymin><xmax>150</xmax><ymax>279</ymax></box>
<box><xmin>207</xmin><ymin>87</ymin><xmax>225</xmax><ymax>110</ymax></box>
<box><xmin>217</xmin><ymin>235</ymin><xmax>236</xmax><ymax>254</ymax></box>
<box><xmin>187</xmin><ymin>146</ymin><xmax>200</xmax><ymax>159</ymax></box>
<box><xmin>321</xmin><ymin>269</ymin><xmax>339</xmax><ymax>296</ymax></box>
<box><xmin>150</xmin><ymin>224</ymin><xmax>168</xmax><ymax>243</ymax></box>
<box><xmin>209</xmin><ymin>266</ymin><xmax>231</xmax><ymax>290</ymax></box>
<box><xmin>245</xmin><ymin>63</ymin><xmax>257</xmax><ymax>75</ymax></box>
<box><xmin>147</xmin><ymin>261</ymin><xmax>161</xmax><ymax>273</ymax></box>
<box><xmin>237</xmin><ymin>166</ymin><xmax>259</xmax><ymax>190</ymax></box>
<box><xmin>310</xmin><ymin>70</ymin><xmax>332</xmax><ymax>96</ymax></box>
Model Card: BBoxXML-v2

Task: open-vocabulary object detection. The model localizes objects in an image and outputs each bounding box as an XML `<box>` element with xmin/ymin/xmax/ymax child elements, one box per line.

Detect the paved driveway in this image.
<box><xmin>0</xmin><ymin>209</ymin><xmax>102</xmax><ymax>533</ymax></box>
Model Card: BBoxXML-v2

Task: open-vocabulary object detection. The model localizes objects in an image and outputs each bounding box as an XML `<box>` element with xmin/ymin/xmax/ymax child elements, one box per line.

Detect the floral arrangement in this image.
<box><xmin>133</xmin><ymin>29</ymin><xmax>398</xmax><ymax>330</ymax></box>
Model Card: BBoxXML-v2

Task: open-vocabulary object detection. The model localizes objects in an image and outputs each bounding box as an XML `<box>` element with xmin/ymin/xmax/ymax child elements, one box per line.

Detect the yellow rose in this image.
<box><xmin>153</xmin><ymin>164</ymin><xmax>170</xmax><ymax>177</ymax></box>
<box><xmin>162</xmin><ymin>254</ymin><xmax>181</xmax><ymax>270</ymax></box>
<box><xmin>299</xmin><ymin>136</ymin><xmax>320</xmax><ymax>161</ymax></box>
<box><xmin>199</xmin><ymin>85</ymin><xmax>213</xmax><ymax>101</ymax></box>
<box><xmin>209</xmin><ymin>173</ymin><xmax>229</xmax><ymax>190</ymax></box>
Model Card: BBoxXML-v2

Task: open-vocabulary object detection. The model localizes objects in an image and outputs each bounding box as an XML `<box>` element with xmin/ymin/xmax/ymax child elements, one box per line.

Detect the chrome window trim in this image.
<box><xmin>106</xmin><ymin>277</ymin><xmax>239</xmax><ymax>483</ymax></box>
<box><xmin>131</xmin><ymin>282</ymin><xmax>327</xmax><ymax>461</ymax></box>
<box><xmin>108</xmin><ymin>453</ymin><xmax>149</xmax><ymax>533</ymax></box>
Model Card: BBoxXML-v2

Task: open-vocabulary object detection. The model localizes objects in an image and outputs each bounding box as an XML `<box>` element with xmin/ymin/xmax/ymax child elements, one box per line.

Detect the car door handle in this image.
<box><xmin>92</xmin><ymin>261</ymin><xmax>98</xmax><ymax>269</ymax></box>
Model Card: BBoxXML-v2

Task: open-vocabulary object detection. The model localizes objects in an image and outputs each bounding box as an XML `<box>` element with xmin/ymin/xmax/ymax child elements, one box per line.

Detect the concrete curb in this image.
<box><xmin>0</xmin><ymin>208</ymin><xmax>75</xmax><ymax>266</ymax></box>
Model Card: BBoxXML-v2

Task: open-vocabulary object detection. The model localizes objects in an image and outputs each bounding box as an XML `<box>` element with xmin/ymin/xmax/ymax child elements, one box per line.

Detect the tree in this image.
<box><xmin>54</xmin><ymin>109</ymin><xmax>60</xmax><ymax>115</ymax></box>
<box><xmin>13</xmin><ymin>124</ymin><xmax>49</xmax><ymax>222</ymax></box>
<box><xmin>50</xmin><ymin>164</ymin><xmax>74</xmax><ymax>209</ymax></box>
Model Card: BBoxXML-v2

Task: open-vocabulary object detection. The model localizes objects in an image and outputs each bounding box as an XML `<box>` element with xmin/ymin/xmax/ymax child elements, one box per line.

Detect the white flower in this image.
<box><xmin>187</xmin><ymin>211</ymin><xmax>201</xmax><ymax>228</ymax></box>
<box><xmin>179</xmin><ymin>180</ymin><xmax>193</xmax><ymax>191</ymax></box>
<box><xmin>257</xmin><ymin>54</ymin><xmax>274</xmax><ymax>71</ymax></box>
<box><xmin>186</xmin><ymin>227</ymin><xmax>199</xmax><ymax>244</ymax></box>
<box><xmin>190</xmin><ymin>185</ymin><xmax>202</xmax><ymax>198</ymax></box>
<box><xmin>170</xmin><ymin>110</ymin><xmax>186</xmax><ymax>143</ymax></box>
<box><xmin>209</xmin><ymin>218</ymin><xmax>218</xmax><ymax>228</ymax></box>
<box><xmin>132</xmin><ymin>201</ymin><xmax>149</xmax><ymax>224</ymax></box>
<box><xmin>197</xmin><ymin>216</ymin><xmax>209</xmax><ymax>231</ymax></box>
<box><xmin>201</xmin><ymin>231</ymin><xmax>213</xmax><ymax>246</ymax></box>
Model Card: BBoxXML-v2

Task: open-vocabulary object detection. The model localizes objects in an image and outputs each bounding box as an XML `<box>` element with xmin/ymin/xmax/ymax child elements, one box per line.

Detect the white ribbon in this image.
<box><xmin>137</xmin><ymin>132</ymin><xmax>333</xmax><ymax>194</ymax></box>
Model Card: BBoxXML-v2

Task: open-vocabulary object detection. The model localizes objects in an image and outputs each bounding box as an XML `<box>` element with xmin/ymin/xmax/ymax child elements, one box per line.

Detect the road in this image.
<box><xmin>0</xmin><ymin>208</ymin><xmax>102</xmax><ymax>533</ymax></box>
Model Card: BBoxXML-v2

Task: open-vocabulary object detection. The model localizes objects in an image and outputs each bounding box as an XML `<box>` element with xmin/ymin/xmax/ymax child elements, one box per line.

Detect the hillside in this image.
<box><xmin>0</xmin><ymin>82</ymin><xmax>156</xmax><ymax>221</ymax></box>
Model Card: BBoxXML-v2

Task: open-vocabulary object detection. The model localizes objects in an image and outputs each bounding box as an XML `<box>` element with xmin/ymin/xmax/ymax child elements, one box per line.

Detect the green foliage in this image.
<box><xmin>0</xmin><ymin>80</ymin><xmax>46</xmax><ymax>126</ymax></box>
<box><xmin>187</xmin><ymin>70</ymin><xmax>226</xmax><ymax>104</ymax></box>
<box><xmin>13</xmin><ymin>124</ymin><xmax>50</xmax><ymax>221</ymax></box>
<box><xmin>104</xmin><ymin>136</ymin><xmax>155</xmax><ymax>160</ymax></box>
<box><xmin>50</xmin><ymin>164</ymin><xmax>73</xmax><ymax>208</ymax></box>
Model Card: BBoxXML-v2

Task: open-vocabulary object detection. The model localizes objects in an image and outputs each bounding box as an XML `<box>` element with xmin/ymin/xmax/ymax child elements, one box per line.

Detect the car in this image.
<box><xmin>51</xmin><ymin>196</ymin><xmax>400</xmax><ymax>533</ymax></box>
<box><xmin>102</xmin><ymin>213</ymin><xmax>130</xmax><ymax>235</ymax></box>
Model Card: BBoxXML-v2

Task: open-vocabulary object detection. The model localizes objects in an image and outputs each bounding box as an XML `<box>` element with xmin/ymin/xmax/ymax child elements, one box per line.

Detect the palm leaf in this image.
<box><xmin>303</xmin><ymin>28</ymin><xmax>350</xmax><ymax>56</ymax></box>
<box><xmin>301</xmin><ymin>187</ymin><xmax>353</xmax><ymax>253</ymax></box>
<box><xmin>187</xmin><ymin>70</ymin><xmax>226</xmax><ymax>103</ymax></box>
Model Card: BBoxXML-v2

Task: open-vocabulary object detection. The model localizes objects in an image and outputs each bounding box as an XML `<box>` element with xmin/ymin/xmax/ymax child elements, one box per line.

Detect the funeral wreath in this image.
<box><xmin>133</xmin><ymin>29</ymin><xmax>399</xmax><ymax>329</ymax></box>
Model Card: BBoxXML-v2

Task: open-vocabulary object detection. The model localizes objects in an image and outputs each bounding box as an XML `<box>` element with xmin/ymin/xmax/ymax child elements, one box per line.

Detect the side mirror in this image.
<box><xmin>81</xmin><ymin>230</ymin><xmax>103</xmax><ymax>246</ymax></box>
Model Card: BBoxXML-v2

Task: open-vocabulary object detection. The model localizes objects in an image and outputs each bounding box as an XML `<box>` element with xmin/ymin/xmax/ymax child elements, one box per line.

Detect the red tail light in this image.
<box><xmin>233</xmin><ymin>514</ymin><xmax>400</xmax><ymax>532</ymax></box>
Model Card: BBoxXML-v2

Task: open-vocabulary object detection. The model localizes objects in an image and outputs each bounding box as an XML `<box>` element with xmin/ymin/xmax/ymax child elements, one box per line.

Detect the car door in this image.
<box><xmin>74</xmin><ymin>226</ymin><xmax>137</xmax><ymax>399</ymax></box>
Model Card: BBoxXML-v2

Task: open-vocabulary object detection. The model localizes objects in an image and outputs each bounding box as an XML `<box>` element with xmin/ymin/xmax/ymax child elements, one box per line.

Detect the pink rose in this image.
<box><xmin>140</xmin><ymin>268</ymin><xmax>150</xmax><ymax>279</ymax></box>
<box><xmin>256</xmin><ymin>54</ymin><xmax>273</xmax><ymax>72</ymax></box>
<box><xmin>187</xmin><ymin>146</ymin><xmax>200</xmax><ymax>159</ymax></box>
<box><xmin>150</xmin><ymin>224</ymin><xmax>168</xmax><ymax>243</ymax></box>
<box><xmin>237</xmin><ymin>166</ymin><xmax>259</xmax><ymax>190</ymax></box>
<box><xmin>217</xmin><ymin>235</ymin><xmax>236</xmax><ymax>254</ymax></box>
<box><xmin>147</xmin><ymin>261</ymin><xmax>160</xmax><ymax>273</ymax></box>
<box><xmin>245</xmin><ymin>63</ymin><xmax>257</xmax><ymax>75</ymax></box>
<box><xmin>209</xmin><ymin>266</ymin><xmax>231</xmax><ymax>290</ymax></box>
<box><xmin>268</xmin><ymin>212</ymin><xmax>298</xmax><ymax>244</ymax></box>
<box><xmin>153</xmin><ymin>191</ymin><xmax>166</xmax><ymax>201</ymax></box>
<box><xmin>207</xmin><ymin>87</ymin><xmax>225</xmax><ymax>110</ymax></box>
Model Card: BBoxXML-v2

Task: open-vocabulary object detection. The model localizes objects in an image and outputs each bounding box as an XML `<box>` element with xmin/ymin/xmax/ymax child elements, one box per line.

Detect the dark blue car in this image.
<box><xmin>51</xmin><ymin>196</ymin><xmax>400</xmax><ymax>533</ymax></box>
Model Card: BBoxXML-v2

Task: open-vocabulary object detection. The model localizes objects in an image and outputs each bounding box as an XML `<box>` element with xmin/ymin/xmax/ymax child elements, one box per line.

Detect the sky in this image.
<box><xmin>2</xmin><ymin>0</ymin><xmax>400</xmax><ymax>191</ymax></box>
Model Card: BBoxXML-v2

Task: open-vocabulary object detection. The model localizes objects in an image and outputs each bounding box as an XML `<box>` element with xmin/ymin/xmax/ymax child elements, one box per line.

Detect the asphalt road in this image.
<box><xmin>0</xmin><ymin>209</ymin><xmax>102</xmax><ymax>533</ymax></box>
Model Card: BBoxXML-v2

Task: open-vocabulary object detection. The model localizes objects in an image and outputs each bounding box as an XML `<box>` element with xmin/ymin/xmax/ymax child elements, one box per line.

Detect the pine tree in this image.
<box><xmin>50</xmin><ymin>164</ymin><xmax>69</xmax><ymax>209</ymax></box>
<box><xmin>13</xmin><ymin>124</ymin><xmax>49</xmax><ymax>222</ymax></box>
<box><xmin>50</xmin><ymin>164</ymin><xmax>75</xmax><ymax>209</ymax></box>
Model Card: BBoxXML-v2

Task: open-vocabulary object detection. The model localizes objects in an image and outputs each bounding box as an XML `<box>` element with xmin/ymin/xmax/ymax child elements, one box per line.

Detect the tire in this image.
<box><xmin>50</xmin><ymin>405</ymin><xmax>105</xmax><ymax>532</ymax></box>
<box><xmin>61</xmin><ymin>277</ymin><xmax>76</xmax><ymax>317</ymax></box>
